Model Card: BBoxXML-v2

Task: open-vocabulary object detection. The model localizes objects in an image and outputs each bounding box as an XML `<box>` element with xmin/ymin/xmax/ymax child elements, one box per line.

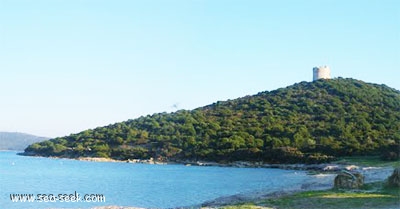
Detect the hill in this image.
<box><xmin>0</xmin><ymin>132</ymin><xmax>49</xmax><ymax>151</ymax></box>
<box><xmin>24</xmin><ymin>78</ymin><xmax>400</xmax><ymax>163</ymax></box>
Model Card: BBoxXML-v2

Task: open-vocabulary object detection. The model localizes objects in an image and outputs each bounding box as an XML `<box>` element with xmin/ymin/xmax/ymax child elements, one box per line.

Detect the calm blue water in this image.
<box><xmin>0</xmin><ymin>151</ymin><xmax>326</xmax><ymax>209</ymax></box>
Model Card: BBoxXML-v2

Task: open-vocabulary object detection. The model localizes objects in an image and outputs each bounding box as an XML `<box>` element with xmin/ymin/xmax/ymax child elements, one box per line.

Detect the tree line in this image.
<box><xmin>25</xmin><ymin>78</ymin><xmax>400</xmax><ymax>163</ymax></box>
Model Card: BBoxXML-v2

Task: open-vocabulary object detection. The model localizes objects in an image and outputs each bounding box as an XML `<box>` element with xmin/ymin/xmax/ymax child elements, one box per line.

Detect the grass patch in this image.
<box><xmin>320</xmin><ymin>193</ymin><xmax>393</xmax><ymax>198</ymax></box>
<box><xmin>218</xmin><ymin>165</ymin><xmax>400</xmax><ymax>209</ymax></box>
<box><xmin>334</xmin><ymin>156</ymin><xmax>400</xmax><ymax>167</ymax></box>
<box><xmin>239</xmin><ymin>182</ymin><xmax>400</xmax><ymax>209</ymax></box>
<box><xmin>259</xmin><ymin>190</ymin><xmax>399</xmax><ymax>209</ymax></box>
<box><xmin>220</xmin><ymin>205</ymin><xmax>273</xmax><ymax>209</ymax></box>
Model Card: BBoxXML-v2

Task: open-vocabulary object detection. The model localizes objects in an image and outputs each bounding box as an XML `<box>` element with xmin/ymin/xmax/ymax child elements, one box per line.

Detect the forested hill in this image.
<box><xmin>24</xmin><ymin>78</ymin><xmax>400</xmax><ymax>163</ymax></box>
<box><xmin>0</xmin><ymin>132</ymin><xmax>48</xmax><ymax>151</ymax></box>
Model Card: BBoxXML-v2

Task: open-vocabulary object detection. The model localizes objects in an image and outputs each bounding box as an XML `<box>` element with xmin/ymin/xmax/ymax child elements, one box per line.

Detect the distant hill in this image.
<box><xmin>24</xmin><ymin>78</ymin><xmax>400</xmax><ymax>163</ymax></box>
<box><xmin>0</xmin><ymin>132</ymin><xmax>49</xmax><ymax>151</ymax></box>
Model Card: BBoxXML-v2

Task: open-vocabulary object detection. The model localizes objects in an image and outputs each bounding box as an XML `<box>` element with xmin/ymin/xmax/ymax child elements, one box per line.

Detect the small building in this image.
<box><xmin>313</xmin><ymin>66</ymin><xmax>331</xmax><ymax>81</ymax></box>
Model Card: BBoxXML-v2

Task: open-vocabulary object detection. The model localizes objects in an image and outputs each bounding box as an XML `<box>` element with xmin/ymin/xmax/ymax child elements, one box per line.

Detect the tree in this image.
<box><xmin>23</xmin><ymin>78</ymin><xmax>400</xmax><ymax>163</ymax></box>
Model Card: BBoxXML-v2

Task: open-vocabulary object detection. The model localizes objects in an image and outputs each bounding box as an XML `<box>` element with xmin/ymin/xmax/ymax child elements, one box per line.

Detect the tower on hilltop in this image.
<box><xmin>313</xmin><ymin>66</ymin><xmax>331</xmax><ymax>81</ymax></box>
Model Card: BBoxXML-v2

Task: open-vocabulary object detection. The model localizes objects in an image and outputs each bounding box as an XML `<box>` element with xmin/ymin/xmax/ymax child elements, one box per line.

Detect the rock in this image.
<box><xmin>388</xmin><ymin>167</ymin><xmax>400</xmax><ymax>188</ymax></box>
<box><xmin>77</xmin><ymin>157</ymin><xmax>120</xmax><ymax>162</ymax></box>
<box><xmin>234</xmin><ymin>161</ymin><xmax>253</xmax><ymax>167</ymax></box>
<box><xmin>323</xmin><ymin>165</ymin><xmax>340</xmax><ymax>171</ymax></box>
<box><xmin>345</xmin><ymin>165</ymin><xmax>359</xmax><ymax>171</ymax></box>
<box><xmin>334</xmin><ymin>171</ymin><xmax>364</xmax><ymax>189</ymax></box>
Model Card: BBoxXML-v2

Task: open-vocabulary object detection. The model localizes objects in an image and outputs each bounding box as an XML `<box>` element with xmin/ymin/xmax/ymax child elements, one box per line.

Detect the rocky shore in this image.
<box><xmin>22</xmin><ymin>151</ymin><xmax>387</xmax><ymax>174</ymax></box>
<box><xmin>171</xmin><ymin>160</ymin><xmax>371</xmax><ymax>173</ymax></box>
<box><xmin>75</xmin><ymin>157</ymin><xmax>393</xmax><ymax>175</ymax></box>
<box><xmin>75</xmin><ymin>157</ymin><xmax>356</xmax><ymax>172</ymax></box>
<box><xmin>77</xmin><ymin>157</ymin><xmax>166</xmax><ymax>164</ymax></box>
<box><xmin>88</xmin><ymin>163</ymin><xmax>394</xmax><ymax>209</ymax></box>
<box><xmin>201</xmin><ymin>165</ymin><xmax>394</xmax><ymax>207</ymax></box>
<box><xmin>27</xmin><ymin>154</ymin><xmax>397</xmax><ymax>209</ymax></box>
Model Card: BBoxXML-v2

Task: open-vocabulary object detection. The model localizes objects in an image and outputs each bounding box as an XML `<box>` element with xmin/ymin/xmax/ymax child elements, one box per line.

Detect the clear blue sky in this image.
<box><xmin>0</xmin><ymin>0</ymin><xmax>399</xmax><ymax>138</ymax></box>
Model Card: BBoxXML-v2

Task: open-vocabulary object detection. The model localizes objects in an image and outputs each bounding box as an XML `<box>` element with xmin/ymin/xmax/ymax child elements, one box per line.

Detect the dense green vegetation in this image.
<box><xmin>24</xmin><ymin>78</ymin><xmax>400</xmax><ymax>163</ymax></box>
<box><xmin>335</xmin><ymin>156</ymin><xmax>400</xmax><ymax>167</ymax></box>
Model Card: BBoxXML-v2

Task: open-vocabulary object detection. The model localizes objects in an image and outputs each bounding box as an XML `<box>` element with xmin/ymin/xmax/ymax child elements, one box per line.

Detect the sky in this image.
<box><xmin>0</xmin><ymin>0</ymin><xmax>399</xmax><ymax>138</ymax></box>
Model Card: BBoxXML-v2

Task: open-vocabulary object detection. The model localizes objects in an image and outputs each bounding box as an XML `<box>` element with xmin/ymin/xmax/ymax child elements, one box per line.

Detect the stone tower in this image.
<box><xmin>313</xmin><ymin>66</ymin><xmax>331</xmax><ymax>81</ymax></box>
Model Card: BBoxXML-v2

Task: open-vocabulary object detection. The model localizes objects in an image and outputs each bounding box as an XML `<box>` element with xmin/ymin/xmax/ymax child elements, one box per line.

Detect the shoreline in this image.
<box><xmin>89</xmin><ymin>166</ymin><xmax>394</xmax><ymax>209</ymax></box>
<box><xmin>17</xmin><ymin>151</ymin><xmax>387</xmax><ymax>172</ymax></box>
<box><xmin>66</xmin><ymin>158</ymin><xmax>383</xmax><ymax>174</ymax></box>
<box><xmin>200</xmin><ymin>166</ymin><xmax>394</xmax><ymax>208</ymax></box>
<box><xmin>77</xmin><ymin>157</ymin><xmax>394</xmax><ymax>209</ymax></box>
<box><xmin>11</xmin><ymin>151</ymin><xmax>397</xmax><ymax>208</ymax></box>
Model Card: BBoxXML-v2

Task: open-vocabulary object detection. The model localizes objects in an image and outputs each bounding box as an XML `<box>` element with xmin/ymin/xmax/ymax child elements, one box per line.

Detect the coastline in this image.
<box><xmin>11</xmin><ymin>151</ymin><xmax>397</xmax><ymax>209</ymax></box>
<box><xmin>88</xmin><ymin>166</ymin><xmax>395</xmax><ymax>209</ymax></box>
<box><xmin>200</xmin><ymin>166</ymin><xmax>394</xmax><ymax>208</ymax></box>
<box><xmin>74</xmin><ymin>157</ymin><xmax>375</xmax><ymax>173</ymax></box>
<box><xmin>74</xmin><ymin>156</ymin><xmax>395</xmax><ymax>209</ymax></box>
<box><xmin>17</xmin><ymin>151</ymin><xmax>388</xmax><ymax>172</ymax></box>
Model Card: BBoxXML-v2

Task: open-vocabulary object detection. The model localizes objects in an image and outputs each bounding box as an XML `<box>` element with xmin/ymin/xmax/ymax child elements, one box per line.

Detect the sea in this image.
<box><xmin>0</xmin><ymin>151</ymin><xmax>334</xmax><ymax>209</ymax></box>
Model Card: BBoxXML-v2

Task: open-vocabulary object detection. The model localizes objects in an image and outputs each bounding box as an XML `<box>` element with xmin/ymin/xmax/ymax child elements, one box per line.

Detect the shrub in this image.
<box><xmin>306</xmin><ymin>153</ymin><xmax>334</xmax><ymax>164</ymax></box>
<box><xmin>381</xmin><ymin>151</ymin><xmax>399</xmax><ymax>161</ymax></box>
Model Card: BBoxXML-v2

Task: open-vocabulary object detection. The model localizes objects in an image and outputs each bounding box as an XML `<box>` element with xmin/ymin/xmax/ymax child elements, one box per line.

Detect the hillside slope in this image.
<box><xmin>24</xmin><ymin>78</ymin><xmax>400</xmax><ymax>163</ymax></box>
<box><xmin>0</xmin><ymin>132</ymin><xmax>48</xmax><ymax>151</ymax></box>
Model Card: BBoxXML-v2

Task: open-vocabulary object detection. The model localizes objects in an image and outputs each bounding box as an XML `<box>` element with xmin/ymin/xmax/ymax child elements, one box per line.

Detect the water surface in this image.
<box><xmin>0</xmin><ymin>151</ymin><xmax>329</xmax><ymax>209</ymax></box>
